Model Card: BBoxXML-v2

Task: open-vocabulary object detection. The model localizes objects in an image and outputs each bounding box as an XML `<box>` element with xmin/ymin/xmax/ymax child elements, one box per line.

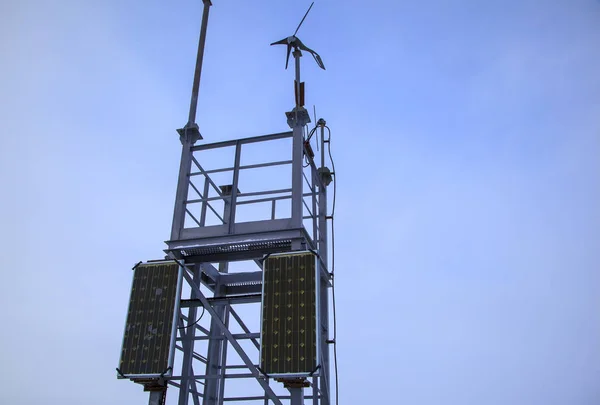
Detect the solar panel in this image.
<box><xmin>260</xmin><ymin>251</ymin><xmax>319</xmax><ymax>377</ymax></box>
<box><xmin>118</xmin><ymin>262</ymin><xmax>182</xmax><ymax>379</ymax></box>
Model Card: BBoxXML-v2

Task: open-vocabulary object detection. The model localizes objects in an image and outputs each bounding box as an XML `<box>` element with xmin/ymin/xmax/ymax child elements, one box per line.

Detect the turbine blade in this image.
<box><xmin>294</xmin><ymin>1</ymin><xmax>314</xmax><ymax>37</ymax></box>
<box><xmin>270</xmin><ymin>37</ymin><xmax>289</xmax><ymax>46</ymax></box>
<box><xmin>285</xmin><ymin>44</ymin><xmax>292</xmax><ymax>69</ymax></box>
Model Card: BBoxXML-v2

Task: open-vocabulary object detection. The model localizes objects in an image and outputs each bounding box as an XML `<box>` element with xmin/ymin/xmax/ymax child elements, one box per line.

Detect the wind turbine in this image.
<box><xmin>271</xmin><ymin>2</ymin><xmax>325</xmax><ymax>112</ymax></box>
<box><xmin>270</xmin><ymin>2</ymin><xmax>326</xmax><ymax>71</ymax></box>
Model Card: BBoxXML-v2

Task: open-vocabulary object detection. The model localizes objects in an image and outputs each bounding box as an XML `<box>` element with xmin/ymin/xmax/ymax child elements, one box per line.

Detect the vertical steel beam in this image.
<box><xmin>200</xmin><ymin>177</ymin><xmax>210</xmax><ymax>226</ymax></box>
<box><xmin>203</xmin><ymin>194</ymin><xmax>233</xmax><ymax>404</ymax></box>
<box><xmin>291</xmin><ymin>124</ymin><xmax>304</xmax><ymax>230</ymax></box>
<box><xmin>263</xmin><ymin>380</ymin><xmax>270</xmax><ymax>405</ymax></box>
<box><xmin>178</xmin><ymin>266</ymin><xmax>202</xmax><ymax>405</ymax></box>
<box><xmin>203</xmin><ymin>300</ymin><xmax>226</xmax><ymax>404</ymax></box>
<box><xmin>171</xmin><ymin>140</ymin><xmax>194</xmax><ymax>241</ymax></box>
<box><xmin>149</xmin><ymin>390</ymin><xmax>166</xmax><ymax>405</ymax></box>
<box><xmin>217</xmin><ymin>308</ymin><xmax>230</xmax><ymax>402</ymax></box>
<box><xmin>318</xmin><ymin>272</ymin><xmax>330</xmax><ymax>405</ymax></box>
<box><xmin>317</xmin><ymin>125</ymin><xmax>330</xmax><ymax>405</ymax></box>
<box><xmin>289</xmin><ymin>387</ymin><xmax>304</xmax><ymax>405</ymax></box>
<box><xmin>227</xmin><ymin>142</ymin><xmax>242</xmax><ymax>233</ymax></box>
<box><xmin>290</xmin><ymin>50</ymin><xmax>305</xmax><ymax>232</ymax></box>
<box><xmin>311</xmin><ymin>166</ymin><xmax>318</xmax><ymax>242</ymax></box>
<box><xmin>312</xmin><ymin>375</ymin><xmax>318</xmax><ymax>405</ymax></box>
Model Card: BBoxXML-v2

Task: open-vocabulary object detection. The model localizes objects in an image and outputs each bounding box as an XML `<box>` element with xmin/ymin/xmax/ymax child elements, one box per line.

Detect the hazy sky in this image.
<box><xmin>1</xmin><ymin>1</ymin><xmax>599</xmax><ymax>404</ymax></box>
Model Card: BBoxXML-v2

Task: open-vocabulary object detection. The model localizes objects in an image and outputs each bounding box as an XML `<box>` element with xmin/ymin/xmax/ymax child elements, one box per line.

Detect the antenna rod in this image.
<box><xmin>187</xmin><ymin>0</ymin><xmax>212</xmax><ymax>126</ymax></box>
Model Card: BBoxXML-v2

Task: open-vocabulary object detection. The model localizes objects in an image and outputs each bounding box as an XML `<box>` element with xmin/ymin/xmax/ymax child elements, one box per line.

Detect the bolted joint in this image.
<box><xmin>285</xmin><ymin>106</ymin><xmax>311</xmax><ymax>128</ymax></box>
<box><xmin>176</xmin><ymin>122</ymin><xmax>203</xmax><ymax>145</ymax></box>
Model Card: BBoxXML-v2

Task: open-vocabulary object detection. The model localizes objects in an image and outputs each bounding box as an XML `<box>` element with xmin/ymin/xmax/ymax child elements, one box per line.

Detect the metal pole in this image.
<box><xmin>294</xmin><ymin>49</ymin><xmax>301</xmax><ymax>107</ymax></box>
<box><xmin>187</xmin><ymin>0</ymin><xmax>212</xmax><ymax>126</ymax></box>
<box><xmin>172</xmin><ymin>0</ymin><xmax>213</xmax><ymax>239</ymax></box>
<box><xmin>178</xmin><ymin>267</ymin><xmax>203</xmax><ymax>405</ymax></box>
<box><xmin>149</xmin><ymin>390</ymin><xmax>166</xmax><ymax>405</ymax></box>
<box><xmin>203</xmin><ymin>196</ymin><xmax>233</xmax><ymax>404</ymax></box>
<box><xmin>317</xmin><ymin>123</ymin><xmax>330</xmax><ymax>405</ymax></box>
<box><xmin>170</xmin><ymin>141</ymin><xmax>194</xmax><ymax>240</ymax></box>
<box><xmin>291</xmin><ymin>50</ymin><xmax>304</xmax><ymax>230</ymax></box>
<box><xmin>289</xmin><ymin>387</ymin><xmax>304</xmax><ymax>405</ymax></box>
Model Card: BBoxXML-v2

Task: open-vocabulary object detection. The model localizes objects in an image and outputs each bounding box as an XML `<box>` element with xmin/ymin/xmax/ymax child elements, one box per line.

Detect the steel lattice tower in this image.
<box><xmin>117</xmin><ymin>2</ymin><xmax>335</xmax><ymax>405</ymax></box>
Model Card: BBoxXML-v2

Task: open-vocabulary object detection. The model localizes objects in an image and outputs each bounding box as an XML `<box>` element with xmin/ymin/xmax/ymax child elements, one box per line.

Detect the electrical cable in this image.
<box><xmin>325</xmin><ymin>126</ymin><xmax>335</xmax><ymax>216</ymax></box>
<box><xmin>177</xmin><ymin>304</ymin><xmax>205</xmax><ymax>329</ymax></box>
<box><xmin>306</xmin><ymin>125</ymin><xmax>317</xmax><ymax>142</ymax></box>
<box><xmin>325</xmin><ymin>124</ymin><xmax>339</xmax><ymax>405</ymax></box>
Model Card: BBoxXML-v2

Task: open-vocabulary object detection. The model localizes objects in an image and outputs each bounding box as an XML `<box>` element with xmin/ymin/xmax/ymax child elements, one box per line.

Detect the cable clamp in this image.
<box><xmin>256</xmin><ymin>366</ymin><xmax>270</xmax><ymax>379</ymax></box>
<box><xmin>160</xmin><ymin>366</ymin><xmax>172</xmax><ymax>378</ymax></box>
<box><xmin>308</xmin><ymin>364</ymin><xmax>322</xmax><ymax>376</ymax></box>
<box><xmin>308</xmin><ymin>249</ymin><xmax>321</xmax><ymax>259</ymax></box>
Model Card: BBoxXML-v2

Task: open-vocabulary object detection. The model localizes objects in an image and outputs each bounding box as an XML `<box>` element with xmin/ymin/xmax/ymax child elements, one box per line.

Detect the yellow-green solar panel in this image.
<box><xmin>118</xmin><ymin>262</ymin><xmax>181</xmax><ymax>378</ymax></box>
<box><xmin>260</xmin><ymin>251</ymin><xmax>318</xmax><ymax>376</ymax></box>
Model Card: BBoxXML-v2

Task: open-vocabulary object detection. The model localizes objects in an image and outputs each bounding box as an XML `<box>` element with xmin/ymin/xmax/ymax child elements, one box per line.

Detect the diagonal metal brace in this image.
<box><xmin>182</xmin><ymin>271</ymin><xmax>283</xmax><ymax>405</ymax></box>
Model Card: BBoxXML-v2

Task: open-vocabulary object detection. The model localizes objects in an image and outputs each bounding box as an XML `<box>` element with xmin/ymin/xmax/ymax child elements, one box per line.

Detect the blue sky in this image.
<box><xmin>1</xmin><ymin>0</ymin><xmax>599</xmax><ymax>404</ymax></box>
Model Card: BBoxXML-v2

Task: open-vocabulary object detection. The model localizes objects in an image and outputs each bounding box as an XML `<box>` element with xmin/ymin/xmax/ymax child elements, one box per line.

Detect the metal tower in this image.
<box><xmin>117</xmin><ymin>2</ymin><xmax>335</xmax><ymax>405</ymax></box>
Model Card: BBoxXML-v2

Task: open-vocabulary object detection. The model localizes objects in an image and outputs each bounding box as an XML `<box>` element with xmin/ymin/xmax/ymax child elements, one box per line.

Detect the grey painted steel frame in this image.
<box><xmin>259</xmin><ymin>251</ymin><xmax>321</xmax><ymax>379</ymax></box>
<box><xmin>165</xmin><ymin>132</ymin><xmax>330</xmax><ymax>405</ymax></box>
<box><xmin>166</xmin><ymin>133</ymin><xmax>329</xmax><ymax>404</ymax></box>
<box><xmin>166</xmin><ymin>97</ymin><xmax>329</xmax><ymax>405</ymax></box>
<box><xmin>117</xmin><ymin>261</ymin><xmax>184</xmax><ymax>380</ymax></box>
<box><xmin>181</xmin><ymin>269</ymin><xmax>284</xmax><ymax>405</ymax></box>
<box><xmin>167</xmin><ymin>131</ymin><xmax>311</xmax><ymax>259</ymax></box>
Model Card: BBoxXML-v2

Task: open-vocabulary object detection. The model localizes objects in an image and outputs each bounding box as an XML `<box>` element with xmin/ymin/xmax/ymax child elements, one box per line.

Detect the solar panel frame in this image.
<box><xmin>259</xmin><ymin>251</ymin><xmax>321</xmax><ymax>378</ymax></box>
<box><xmin>117</xmin><ymin>261</ymin><xmax>183</xmax><ymax>379</ymax></box>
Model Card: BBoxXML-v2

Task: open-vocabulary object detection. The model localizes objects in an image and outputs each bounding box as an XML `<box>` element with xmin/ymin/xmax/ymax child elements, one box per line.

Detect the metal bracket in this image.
<box><xmin>286</xmin><ymin>106</ymin><xmax>311</xmax><ymax>128</ymax></box>
<box><xmin>177</xmin><ymin>123</ymin><xmax>203</xmax><ymax>145</ymax></box>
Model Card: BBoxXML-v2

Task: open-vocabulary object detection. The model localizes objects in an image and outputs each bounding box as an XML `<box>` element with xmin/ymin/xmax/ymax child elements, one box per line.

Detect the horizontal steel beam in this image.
<box><xmin>191</xmin><ymin>131</ymin><xmax>292</xmax><ymax>151</ymax></box>
<box><xmin>219</xmin><ymin>271</ymin><xmax>262</xmax><ymax>284</ymax></box>
<box><xmin>223</xmin><ymin>396</ymin><xmax>317</xmax><ymax>402</ymax></box>
<box><xmin>190</xmin><ymin>160</ymin><xmax>293</xmax><ymax>176</ymax></box>
<box><xmin>176</xmin><ymin>332</ymin><xmax>260</xmax><ymax>342</ymax></box>
<box><xmin>169</xmin><ymin>373</ymin><xmax>255</xmax><ymax>380</ymax></box>
<box><xmin>225</xmin><ymin>284</ymin><xmax>262</xmax><ymax>295</ymax></box>
<box><xmin>181</xmin><ymin>293</ymin><xmax>262</xmax><ymax>307</ymax></box>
